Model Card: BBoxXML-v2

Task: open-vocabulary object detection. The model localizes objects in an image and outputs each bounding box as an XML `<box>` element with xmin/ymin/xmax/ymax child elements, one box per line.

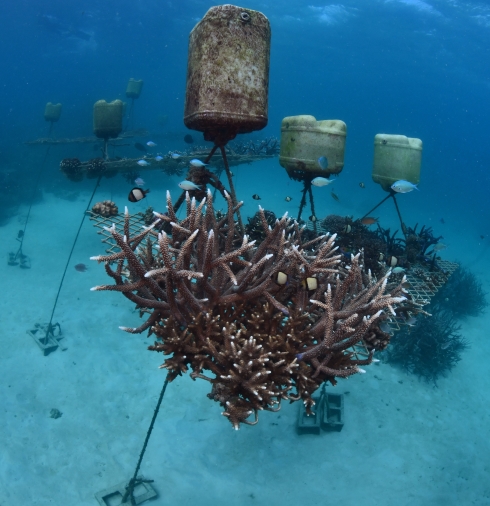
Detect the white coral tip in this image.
<box><xmin>357</xmin><ymin>368</ymin><xmax>366</xmax><ymax>374</ymax></box>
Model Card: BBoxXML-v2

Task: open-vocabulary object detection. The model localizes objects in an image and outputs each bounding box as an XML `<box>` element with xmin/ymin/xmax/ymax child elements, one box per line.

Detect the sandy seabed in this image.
<box><xmin>1</xmin><ymin>158</ymin><xmax>490</xmax><ymax>506</ymax></box>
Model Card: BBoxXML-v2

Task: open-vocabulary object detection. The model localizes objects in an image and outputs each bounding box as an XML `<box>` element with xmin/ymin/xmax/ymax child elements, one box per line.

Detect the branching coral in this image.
<box><xmin>432</xmin><ymin>266</ymin><xmax>488</xmax><ymax>318</ymax></box>
<box><xmin>91</xmin><ymin>190</ymin><xmax>410</xmax><ymax>429</ymax></box>
<box><xmin>385</xmin><ymin>306</ymin><xmax>469</xmax><ymax>385</ymax></box>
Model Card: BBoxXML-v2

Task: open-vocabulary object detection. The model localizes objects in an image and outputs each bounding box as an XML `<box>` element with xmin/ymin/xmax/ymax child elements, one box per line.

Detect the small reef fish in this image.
<box><xmin>433</xmin><ymin>243</ymin><xmax>447</xmax><ymax>251</ymax></box>
<box><xmin>128</xmin><ymin>187</ymin><xmax>150</xmax><ymax>202</ymax></box>
<box><xmin>190</xmin><ymin>159</ymin><xmax>208</xmax><ymax>167</ymax></box>
<box><xmin>137</xmin><ymin>160</ymin><xmax>150</xmax><ymax>166</ymax></box>
<box><xmin>154</xmin><ymin>156</ymin><xmax>163</xmax><ymax>161</ymax></box>
<box><xmin>252</xmin><ymin>194</ymin><xmax>261</xmax><ymax>200</ymax></box>
<box><xmin>379</xmin><ymin>322</ymin><xmax>394</xmax><ymax>336</ymax></box>
<box><xmin>75</xmin><ymin>263</ymin><xmax>88</xmax><ymax>272</ymax></box>
<box><xmin>134</xmin><ymin>177</ymin><xmax>145</xmax><ymax>186</ymax></box>
<box><xmin>134</xmin><ymin>142</ymin><xmax>147</xmax><ymax>153</ymax></box>
<box><xmin>440</xmin><ymin>218</ymin><xmax>445</xmax><ymax>224</ymax></box>
<box><xmin>392</xmin><ymin>267</ymin><xmax>405</xmax><ymax>274</ymax></box>
<box><xmin>359</xmin><ymin>182</ymin><xmax>365</xmax><ymax>188</ymax></box>
<box><xmin>391</xmin><ymin>180</ymin><xmax>419</xmax><ymax>193</ymax></box>
<box><xmin>170</xmin><ymin>153</ymin><xmax>181</xmax><ymax>159</ymax></box>
<box><xmin>405</xmin><ymin>316</ymin><xmax>418</xmax><ymax>327</ymax></box>
<box><xmin>317</xmin><ymin>156</ymin><xmax>328</xmax><ymax>170</ymax></box>
<box><xmin>285</xmin><ymin>196</ymin><xmax>292</xmax><ymax>202</ymax></box>
<box><xmin>331</xmin><ymin>191</ymin><xmax>340</xmax><ymax>202</ymax></box>
<box><xmin>273</xmin><ymin>271</ymin><xmax>288</xmax><ymax>285</ymax></box>
<box><xmin>178</xmin><ymin>180</ymin><xmax>201</xmax><ymax>191</ymax></box>
<box><xmin>360</xmin><ymin>217</ymin><xmax>378</xmax><ymax>226</ymax></box>
<box><xmin>146</xmin><ymin>141</ymin><xmax>157</xmax><ymax>147</ymax></box>
<box><xmin>311</xmin><ymin>177</ymin><xmax>334</xmax><ymax>187</ymax></box>
<box><xmin>184</xmin><ymin>134</ymin><xmax>194</xmax><ymax>144</ymax></box>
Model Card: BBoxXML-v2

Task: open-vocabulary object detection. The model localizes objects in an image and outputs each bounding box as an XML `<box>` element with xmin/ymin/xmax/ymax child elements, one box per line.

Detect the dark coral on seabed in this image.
<box><xmin>385</xmin><ymin>306</ymin><xmax>469</xmax><ymax>385</ymax></box>
<box><xmin>244</xmin><ymin>209</ymin><xmax>277</xmax><ymax>243</ymax></box>
<box><xmin>91</xmin><ymin>191</ymin><xmax>410</xmax><ymax>429</ymax></box>
<box><xmin>322</xmin><ymin>215</ymin><xmax>387</xmax><ymax>277</ymax></box>
<box><xmin>432</xmin><ymin>266</ymin><xmax>488</xmax><ymax>319</ymax></box>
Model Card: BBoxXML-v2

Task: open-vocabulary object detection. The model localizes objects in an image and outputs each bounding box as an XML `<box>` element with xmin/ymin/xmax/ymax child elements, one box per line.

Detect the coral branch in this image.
<box><xmin>91</xmin><ymin>190</ymin><xmax>411</xmax><ymax>429</ymax></box>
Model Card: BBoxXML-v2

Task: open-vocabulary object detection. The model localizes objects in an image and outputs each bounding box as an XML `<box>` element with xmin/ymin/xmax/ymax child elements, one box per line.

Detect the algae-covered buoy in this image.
<box><xmin>93</xmin><ymin>99</ymin><xmax>123</xmax><ymax>139</ymax></box>
<box><xmin>372</xmin><ymin>134</ymin><xmax>422</xmax><ymax>192</ymax></box>
<box><xmin>184</xmin><ymin>4</ymin><xmax>271</xmax><ymax>144</ymax></box>
<box><xmin>44</xmin><ymin>102</ymin><xmax>62</xmax><ymax>122</ymax></box>
<box><xmin>126</xmin><ymin>78</ymin><xmax>144</xmax><ymax>99</ymax></box>
<box><xmin>279</xmin><ymin>115</ymin><xmax>347</xmax><ymax>182</ymax></box>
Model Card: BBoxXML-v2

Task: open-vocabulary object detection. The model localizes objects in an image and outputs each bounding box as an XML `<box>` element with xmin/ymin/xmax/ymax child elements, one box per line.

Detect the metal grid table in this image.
<box><xmin>89</xmin><ymin>212</ymin><xmax>458</xmax><ymax>339</ymax></box>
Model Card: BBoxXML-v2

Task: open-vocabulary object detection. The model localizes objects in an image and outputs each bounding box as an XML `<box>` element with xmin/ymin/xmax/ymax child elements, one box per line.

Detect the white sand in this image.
<box><xmin>1</xmin><ymin>158</ymin><xmax>489</xmax><ymax>505</ymax></box>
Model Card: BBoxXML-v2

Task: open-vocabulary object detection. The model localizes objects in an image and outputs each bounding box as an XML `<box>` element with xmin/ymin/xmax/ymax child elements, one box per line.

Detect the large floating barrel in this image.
<box><xmin>279</xmin><ymin>115</ymin><xmax>347</xmax><ymax>182</ymax></box>
<box><xmin>372</xmin><ymin>134</ymin><xmax>422</xmax><ymax>192</ymax></box>
<box><xmin>126</xmin><ymin>78</ymin><xmax>144</xmax><ymax>99</ymax></box>
<box><xmin>93</xmin><ymin>100</ymin><xmax>123</xmax><ymax>139</ymax></box>
<box><xmin>44</xmin><ymin>102</ymin><xmax>62</xmax><ymax>122</ymax></box>
<box><xmin>184</xmin><ymin>4</ymin><xmax>271</xmax><ymax>144</ymax></box>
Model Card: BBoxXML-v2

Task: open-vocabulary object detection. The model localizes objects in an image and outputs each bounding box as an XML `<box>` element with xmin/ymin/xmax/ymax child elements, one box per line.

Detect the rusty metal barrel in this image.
<box><xmin>184</xmin><ymin>5</ymin><xmax>271</xmax><ymax>144</ymax></box>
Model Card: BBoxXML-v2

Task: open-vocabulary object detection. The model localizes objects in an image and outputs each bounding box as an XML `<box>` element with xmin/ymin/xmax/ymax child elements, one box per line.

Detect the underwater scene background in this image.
<box><xmin>1</xmin><ymin>0</ymin><xmax>489</xmax><ymax>504</ymax></box>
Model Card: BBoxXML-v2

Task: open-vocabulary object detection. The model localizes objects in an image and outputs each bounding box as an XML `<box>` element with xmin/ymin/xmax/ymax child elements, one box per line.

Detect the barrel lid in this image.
<box><xmin>281</xmin><ymin>115</ymin><xmax>346</xmax><ymax>136</ymax></box>
<box><xmin>374</xmin><ymin>133</ymin><xmax>422</xmax><ymax>150</ymax></box>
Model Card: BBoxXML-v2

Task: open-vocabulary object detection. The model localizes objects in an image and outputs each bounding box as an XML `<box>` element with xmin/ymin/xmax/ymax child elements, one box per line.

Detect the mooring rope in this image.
<box><xmin>42</xmin><ymin>175</ymin><xmax>102</xmax><ymax>344</ymax></box>
<box><xmin>122</xmin><ymin>374</ymin><xmax>170</xmax><ymax>505</ymax></box>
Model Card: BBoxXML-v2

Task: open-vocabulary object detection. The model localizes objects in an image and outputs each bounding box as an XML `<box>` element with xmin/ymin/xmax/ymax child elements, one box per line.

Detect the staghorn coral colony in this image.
<box><xmin>91</xmin><ymin>191</ymin><xmax>417</xmax><ymax>429</ymax></box>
